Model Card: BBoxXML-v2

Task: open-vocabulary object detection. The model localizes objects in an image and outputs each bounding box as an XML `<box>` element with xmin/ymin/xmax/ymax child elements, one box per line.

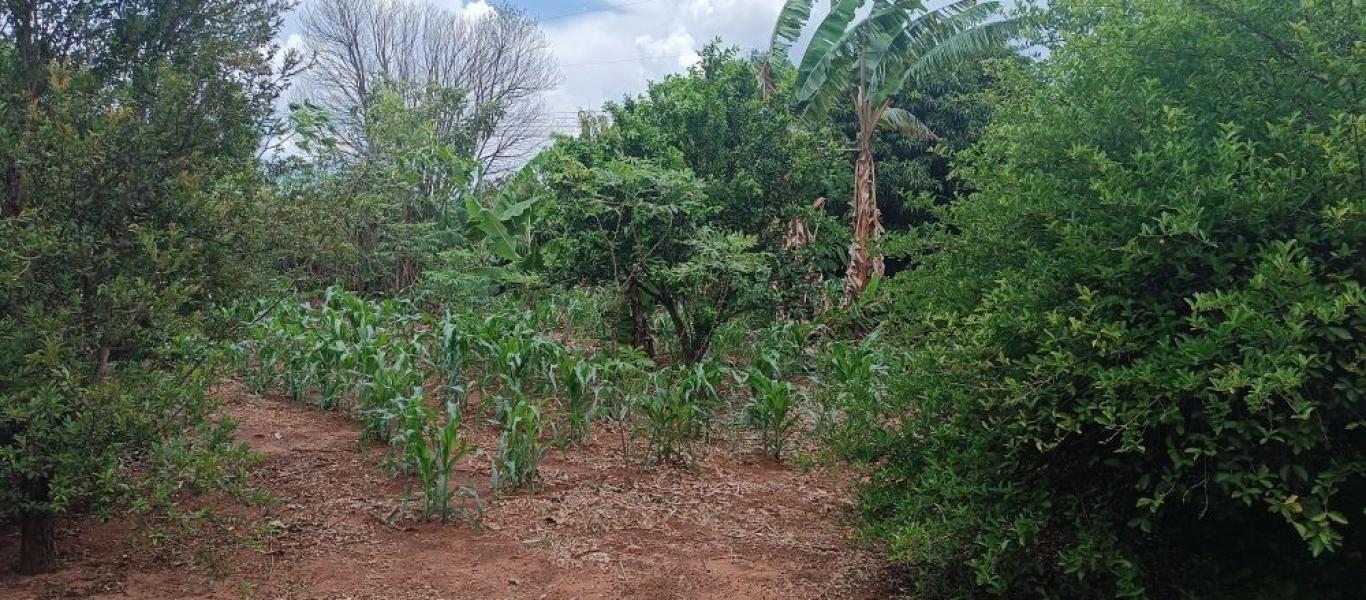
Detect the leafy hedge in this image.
<box><xmin>866</xmin><ymin>1</ymin><xmax>1366</xmax><ymax>597</ymax></box>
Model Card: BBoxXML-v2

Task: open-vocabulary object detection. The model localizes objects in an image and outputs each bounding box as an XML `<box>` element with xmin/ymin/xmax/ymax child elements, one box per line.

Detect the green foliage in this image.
<box><xmin>263</xmin><ymin>82</ymin><xmax>483</xmax><ymax>295</ymax></box>
<box><xmin>533</xmin><ymin>45</ymin><xmax>847</xmax><ymax>361</ymax></box>
<box><xmin>555</xmin><ymin>352</ymin><xmax>600</xmax><ymax>446</ymax></box>
<box><xmin>0</xmin><ymin>0</ymin><xmax>291</xmax><ymax>572</ymax></box>
<box><xmin>862</xmin><ymin>1</ymin><xmax>1366</xmax><ymax>597</ymax></box>
<box><xmin>492</xmin><ymin>391</ymin><xmax>545</xmax><ymax>492</ymax></box>
<box><xmin>741</xmin><ymin>366</ymin><xmax>801</xmax><ymax>461</ymax></box>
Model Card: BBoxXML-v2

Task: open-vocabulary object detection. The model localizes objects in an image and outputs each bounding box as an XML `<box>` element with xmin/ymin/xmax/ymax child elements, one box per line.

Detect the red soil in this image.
<box><xmin>0</xmin><ymin>384</ymin><xmax>890</xmax><ymax>599</ymax></box>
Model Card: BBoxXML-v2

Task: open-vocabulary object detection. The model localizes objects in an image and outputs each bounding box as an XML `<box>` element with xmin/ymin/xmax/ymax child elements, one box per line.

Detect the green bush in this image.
<box><xmin>1</xmin><ymin>0</ymin><xmax>289</xmax><ymax>573</ymax></box>
<box><xmin>862</xmin><ymin>1</ymin><xmax>1366</xmax><ymax>597</ymax></box>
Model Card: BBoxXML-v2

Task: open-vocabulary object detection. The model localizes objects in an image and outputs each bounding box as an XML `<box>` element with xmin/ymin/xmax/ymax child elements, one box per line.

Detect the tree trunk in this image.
<box><xmin>626</xmin><ymin>279</ymin><xmax>653</xmax><ymax>358</ymax></box>
<box><xmin>18</xmin><ymin>478</ymin><xmax>57</xmax><ymax>575</ymax></box>
<box><xmin>842</xmin><ymin>139</ymin><xmax>884</xmax><ymax>305</ymax></box>
<box><xmin>661</xmin><ymin>298</ymin><xmax>697</xmax><ymax>365</ymax></box>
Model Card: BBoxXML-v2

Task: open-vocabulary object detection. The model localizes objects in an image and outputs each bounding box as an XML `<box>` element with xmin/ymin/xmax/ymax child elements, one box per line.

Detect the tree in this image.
<box><xmin>1</xmin><ymin>0</ymin><xmax>290</xmax><ymax>574</ymax></box>
<box><xmin>863</xmin><ymin>0</ymin><xmax>1366</xmax><ymax>596</ymax></box>
<box><xmin>527</xmin><ymin>46</ymin><xmax>847</xmax><ymax>358</ymax></box>
<box><xmin>769</xmin><ymin>0</ymin><xmax>1015</xmax><ymax>303</ymax></box>
<box><xmin>261</xmin><ymin>83</ymin><xmax>482</xmax><ymax>294</ymax></box>
<box><xmin>537</xmin><ymin>155</ymin><xmax>771</xmax><ymax>364</ymax></box>
<box><xmin>299</xmin><ymin>0</ymin><xmax>558</xmax><ymax>175</ymax></box>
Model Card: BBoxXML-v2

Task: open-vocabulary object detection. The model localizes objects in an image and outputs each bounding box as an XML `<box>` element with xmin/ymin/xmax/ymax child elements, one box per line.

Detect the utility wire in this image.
<box><xmin>557</xmin><ymin>53</ymin><xmax>693</xmax><ymax>68</ymax></box>
<box><xmin>538</xmin><ymin>0</ymin><xmax>664</xmax><ymax>22</ymax></box>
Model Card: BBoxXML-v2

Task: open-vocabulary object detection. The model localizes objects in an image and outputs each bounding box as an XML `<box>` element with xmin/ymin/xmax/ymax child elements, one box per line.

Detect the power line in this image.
<box><xmin>558</xmin><ymin>53</ymin><xmax>693</xmax><ymax>68</ymax></box>
<box><xmin>538</xmin><ymin>0</ymin><xmax>664</xmax><ymax>22</ymax></box>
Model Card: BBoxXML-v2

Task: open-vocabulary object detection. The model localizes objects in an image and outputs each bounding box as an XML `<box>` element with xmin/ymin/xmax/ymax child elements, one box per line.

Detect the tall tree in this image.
<box><xmin>1</xmin><ymin>0</ymin><xmax>290</xmax><ymax>574</ymax></box>
<box><xmin>863</xmin><ymin>0</ymin><xmax>1366</xmax><ymax>596</ymax></box>
<box><xmin>530</xmin><ymin>46</ymin><xmax>847</xmax><ymax>359</ymax></box>
<box><xmin>769</xmin><ymin>0</ymin><xmax>1015</xmax><ymax>303</ymax></box>
<box><xmin>299</xmin><ymin>0</ymin><xmax>558</xmax><ymax>175</ymax></box>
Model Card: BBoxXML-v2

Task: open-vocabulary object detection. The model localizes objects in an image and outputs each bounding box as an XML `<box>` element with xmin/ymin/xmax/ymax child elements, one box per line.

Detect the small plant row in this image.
<box><xmin>228</xmin><ymin>288</ymin><xmax>893</xmax><ymax>515</ymax></box>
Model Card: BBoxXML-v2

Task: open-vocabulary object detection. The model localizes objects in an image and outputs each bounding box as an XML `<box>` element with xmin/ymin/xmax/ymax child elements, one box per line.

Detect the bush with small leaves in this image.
<box><xmin>863</xmin><ymin>2</ymin><xmax>1366</xmax><ymax>597</ymax></box>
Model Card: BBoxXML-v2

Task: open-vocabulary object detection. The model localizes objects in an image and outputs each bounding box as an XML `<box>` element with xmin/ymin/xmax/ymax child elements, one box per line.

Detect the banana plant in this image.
<box><xmin>769</xmin><ymin>0</ymin><xmax>1018</xmax><ymax>303</ymax></box>
<box><xmin>463</xmin><ymin>187</ymin><xmax>549</xmax><ymax>285</ymax></box>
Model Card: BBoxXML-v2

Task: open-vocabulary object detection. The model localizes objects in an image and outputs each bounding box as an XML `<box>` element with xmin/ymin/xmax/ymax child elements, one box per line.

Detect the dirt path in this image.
<box><xmin>0</xmin><ymin>385</ymin><xmax>890</xmax><ymax>599</ymax></box>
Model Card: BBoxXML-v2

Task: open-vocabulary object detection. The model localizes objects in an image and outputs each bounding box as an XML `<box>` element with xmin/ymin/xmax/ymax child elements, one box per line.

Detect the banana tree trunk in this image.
<box><xmin>843</xmin><ymin>127</ymin><xmax>884</xmax><ymax>305</ymax></box>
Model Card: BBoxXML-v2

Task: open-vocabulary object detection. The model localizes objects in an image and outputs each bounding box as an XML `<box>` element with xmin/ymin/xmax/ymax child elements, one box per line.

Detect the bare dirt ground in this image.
<box><xmin>0</xmin><ymin>384</ymin><xmax>891</xmax><ymax>599</ymax></box>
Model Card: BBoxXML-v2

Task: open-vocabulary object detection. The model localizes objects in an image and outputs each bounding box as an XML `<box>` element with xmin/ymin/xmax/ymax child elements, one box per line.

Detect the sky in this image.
<box><xmin>277</xmin><ymin>0</ymin><xmax>800</xmax><ymax>145</ymax></box>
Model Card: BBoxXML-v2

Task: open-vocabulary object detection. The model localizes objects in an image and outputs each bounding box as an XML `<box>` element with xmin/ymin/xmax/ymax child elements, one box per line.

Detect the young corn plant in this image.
<box><xmin>357</xmin><ymin>343</ymin><xmax>426</xmax><ymax>444</ymax></box>
<box><xmin>597</xmin><ymin>347</ymin><xmax>653</xmax><ymax>459</ymax></box>
<box><xmin>492</xmin><ymin>391</ymin><xmax>545</xmax><ymax>492</ymax></box>
<box><xmin>817</xmin><ymin>336</ymin><xmax>890</xmax><ymax>459</ymax></box>
<box><xmin>242</xmin><ymin>329</ymin><xmax>279</xmax><ymax>394</ymax></box>
<box><xmin>279</xmin><ymin>321</ymin><xmax>317</xmax><ymax>404</ymax></box>
<box><xmin>677</xmin><ymin>359</ymin><xmax>729</xmax><ymax>439</ymax></box>
<box><xmin>763</xmin><ymin>321</ymin><xmax>819</xmax><ymax>375</ymax></box>
<box><xmin>489</xmin><ymin>332</ymin><xmax>531</xmax><ymax>394</ymax></box>
<box><xmin>742</xmin><ymin>367</ymin><xmax>801</xmax><ymax>461</ymax></box>
<box><xmin>311</xmin><ymin>308</ymin><xmax>353</xmax><ymax>410</ymax></box>
<box><xmin>433</xmin><ymin>313</ymin><xmax>473</xmax><ymax>408</ymax></box>
<box><xmin>398</xmin><ymin>399</ymin><xmax>478</xmax><ymax>524</ymax></box>
<box><xmin>635</xmin><ymin>368</ymin><xmax>709</xmax><ymax>466</ymax></box>
<box><xmin>555</xmin><ymin>352</ymin><xmax>599</xmax><ymax>446</ymax></box>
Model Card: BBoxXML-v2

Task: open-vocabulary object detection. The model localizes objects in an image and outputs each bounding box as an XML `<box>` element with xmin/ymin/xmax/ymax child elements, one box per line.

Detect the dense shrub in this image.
<box><xmin>864</xmin><ymin>1</ymin><xmax>1366</xmax><ymax>597</ymax></box>
<box><xmin>1</xmin><ymin>0</ymin><xmax>291</xmax><ymax>574</ymax></box>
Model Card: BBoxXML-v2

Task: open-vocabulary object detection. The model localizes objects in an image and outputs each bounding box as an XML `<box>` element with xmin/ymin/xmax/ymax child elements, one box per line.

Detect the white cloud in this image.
<box><xmin>275</xmin><ymin>0</ymin><xmax>810</xmax><ymax>157</ymax></box>
<box><xmin>460</xmin><ymin>0</ymin><xmax>494</xmax><ymax>19</ymax></box>
<box><xmin>273</xmin><ymin>32</ymin><xmax>305</xmax><ymax>72</ymax></box>
<box><xmin>538</xmin><ymin>0</ymin><xmax>794</xmax><ymax>137</ymax></box>
<box><xmin>634</xmin><ymin>28</ymin><xmax>701</xmax><ymax>68</ymax></box>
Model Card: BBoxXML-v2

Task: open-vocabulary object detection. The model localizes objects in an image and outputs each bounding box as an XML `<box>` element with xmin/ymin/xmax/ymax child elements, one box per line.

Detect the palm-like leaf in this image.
<box><xmin>768</xmin><ymin>0</ymin><xmax>819</xmax><ymax>61</ymax></box>
<box><xmin>879</xmin><ymin>106</ymin><xmax>937</xmax><ymax>140</ymax></box>
<box><xmin>787</xmin><ymin>0</ymin><xmax>1013</xmax><ymax>116</ymax></box>
<box><xmin>793</xmin><ymin>0</ymin><xmax>866</xmax><ymax>102</ymax></box>
<box><xmin>863</xmin><ymin>0</ymin><xmax>988</xmax><ymax>101</ymax></box>
<box><xmin>871</xmin><ymin>4</ymin><xmax>1018</xmax><ymax>106</ymax></box>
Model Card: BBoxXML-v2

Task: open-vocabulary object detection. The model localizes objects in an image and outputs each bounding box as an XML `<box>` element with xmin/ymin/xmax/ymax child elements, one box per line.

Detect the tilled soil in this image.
<box><xmin>0</xmin><ymin>383</ymin><xmax>891</xmax><ymax>599</ymax></box>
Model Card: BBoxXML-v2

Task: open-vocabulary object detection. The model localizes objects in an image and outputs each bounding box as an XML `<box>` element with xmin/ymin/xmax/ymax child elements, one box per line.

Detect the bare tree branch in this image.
<box><xmin>299</xmin><ymin>0</ymin><xmax>559</xmax><ymax>175</ymax></box>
